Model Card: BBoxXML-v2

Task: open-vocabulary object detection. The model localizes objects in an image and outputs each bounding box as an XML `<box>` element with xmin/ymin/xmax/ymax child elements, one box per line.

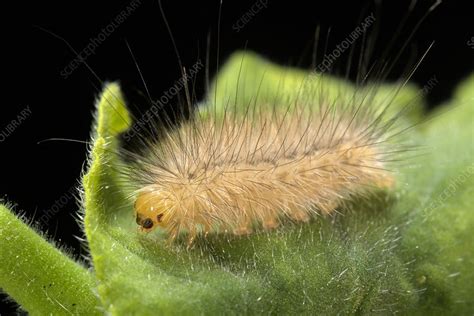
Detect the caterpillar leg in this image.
<box><xmin>262</xmin><ymin>215</ymin><xmax>279</xmax><ymax>230</ymax></box>
<box><xmin>233</xmin><ymin>216</ymin><xmax>253</xmax><ymax>235</ymax></box>
<box><xmin>289</xmin><ymin>210</ymin><xmax>310</xmax><ymax>222</ymax></box>
<box><xmin>233</xmin><ymin>225</ymin><xmax>253</xmax><ymax>235</ymax></box>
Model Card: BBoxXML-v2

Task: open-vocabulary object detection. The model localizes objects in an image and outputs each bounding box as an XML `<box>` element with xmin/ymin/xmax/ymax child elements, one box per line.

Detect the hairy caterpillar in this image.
<box><xmin>115</xmin><ymin>2</ymin><xmax>439</xmax><ymax>244</ymax></box>
<box><xmin>131</xmin><ymin>95</ymin><xmax>396</xmax><ymax>241</ymax></box>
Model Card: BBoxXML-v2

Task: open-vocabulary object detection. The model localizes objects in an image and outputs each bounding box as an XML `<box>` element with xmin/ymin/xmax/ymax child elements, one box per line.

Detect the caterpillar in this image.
<box><xmin>119</xmin><ymin>2</ymin><xmax>438</xmax><ymax>244</ymax></box>
<box><xmin>126</xmin><ymin>68</ymin><xmax>408</xmax><ymax>243</ymax></box>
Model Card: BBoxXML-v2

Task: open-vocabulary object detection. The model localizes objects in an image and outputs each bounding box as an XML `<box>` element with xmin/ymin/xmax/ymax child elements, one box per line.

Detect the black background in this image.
<box><xmin>1</xmin><ymin>0</ymin><xmax>473</xmax><ymax>314</ymax></box>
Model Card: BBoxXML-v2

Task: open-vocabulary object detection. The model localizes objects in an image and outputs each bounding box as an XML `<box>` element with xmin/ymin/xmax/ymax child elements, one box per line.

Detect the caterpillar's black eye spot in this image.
<box><xmin>157</xmin><ymin>213</ymin><xmax>164</xmax><ymax>222</ymax></box>
<box><xmin>142</xmin><ymin>218</ymin><xmax>154</xmax><ymax>229</ymax></box>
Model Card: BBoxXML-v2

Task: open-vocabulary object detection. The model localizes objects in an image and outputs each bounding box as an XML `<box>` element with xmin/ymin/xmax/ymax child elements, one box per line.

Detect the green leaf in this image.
<box><xmin>0</xmin><ymin>204</ymin><xmax>101</xmax><ymax>315</ymax></box>
<box><xmin>83</xmin><ymin>56</ymin><xmax>473</xmax><ymax>314</ymax></box>
<box><xmin>395</xmin><ymin>73</ymin><xmax>474</xmax><ymax>314</ymax></box>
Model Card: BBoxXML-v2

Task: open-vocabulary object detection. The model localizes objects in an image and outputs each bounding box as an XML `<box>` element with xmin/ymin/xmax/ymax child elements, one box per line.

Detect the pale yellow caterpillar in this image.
<box><xmin>129</xmin><ymin>78</ymin><xmax>401</xmax><ymax>243</ymax></box>
<box><xmin>122</xmin><ymin>1</ymin><xmax>437</xmax><ymax>244</ymax></box>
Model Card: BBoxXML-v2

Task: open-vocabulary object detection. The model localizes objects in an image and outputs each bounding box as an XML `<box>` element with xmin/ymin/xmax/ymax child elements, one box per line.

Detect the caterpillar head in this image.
<box><xmin>134</xmin><ymin>190</ymin><xmax>169</xmax><ymax>232</ymax></box>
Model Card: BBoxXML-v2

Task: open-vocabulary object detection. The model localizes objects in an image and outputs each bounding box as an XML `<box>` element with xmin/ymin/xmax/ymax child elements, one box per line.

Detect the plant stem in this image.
<box><xmin>0</xmin><ymin>204</ymin><xmax>101</xmax><ymax>315</ymax></box>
